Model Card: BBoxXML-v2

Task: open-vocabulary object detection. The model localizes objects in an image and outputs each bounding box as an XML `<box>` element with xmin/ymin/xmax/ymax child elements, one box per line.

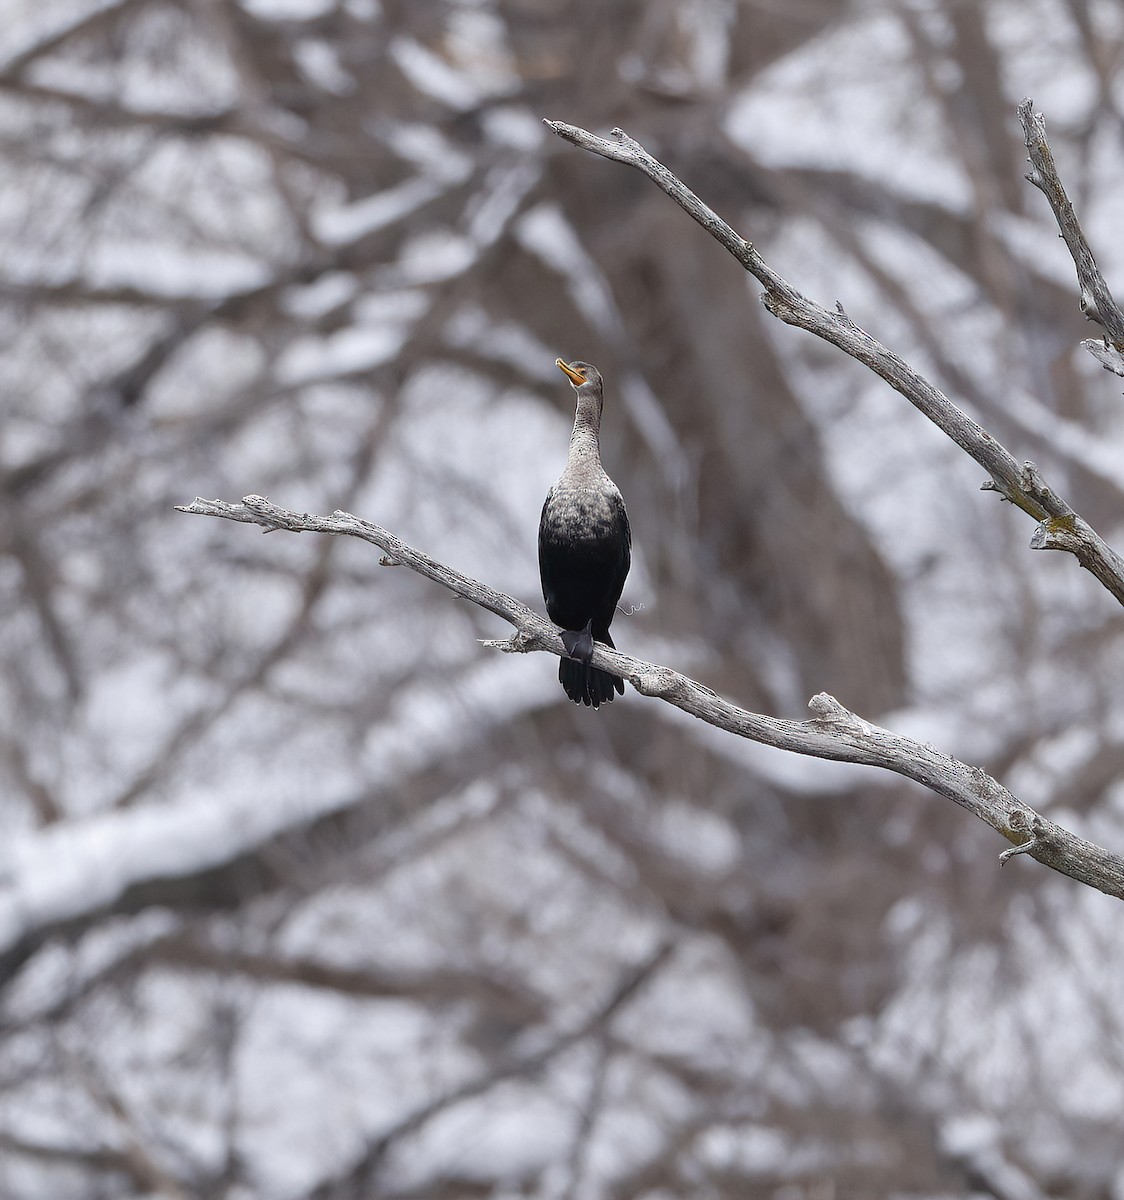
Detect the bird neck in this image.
<box><xmin>567</xmin><ymin>393</ymin><xmax>603</xmax><ymax>468</ymax></box>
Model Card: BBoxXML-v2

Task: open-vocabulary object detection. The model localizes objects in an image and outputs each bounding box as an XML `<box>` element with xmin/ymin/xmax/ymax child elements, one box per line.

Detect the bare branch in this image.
<box><xmin>147</xmin><ymin>932</ymin><xmax>544</xmax><ymax>1021</ymax></box>
<box><xmin>1017</xmin><ymin>98</ymin><xmax>1124</xmax><ymax>352</ymax></box>
<box><xmin>543</xmin><ymin>119</ymin><xmax>1124</xmax><ymax>608</ymax></box>
<box><xmin>66</xmin><ymin>1044</ymin><xmax>191</xmax><ymax>1200</ymax></box>
<box><xmin>176</xmin><ymin>493</ymin><xmax>546</xmax><ymax>634</ymax></box>
<box><xmin>1083</xmin><ymin>337</ymin><xmax>1124</xmax><ymax>377</ymax></box>
<box><xmin>178</xmin><ymin>496</ymin><xmax>1124</xmax><ymax>901</ymax></box>
<box><xmin>303</xmin><ymin>940</ymin><xmax>674</xmax><ymax>1199</ymax></box>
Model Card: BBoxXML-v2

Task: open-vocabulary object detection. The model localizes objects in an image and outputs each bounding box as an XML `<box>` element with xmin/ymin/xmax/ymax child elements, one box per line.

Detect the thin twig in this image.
<box><xmin>177</xmin><ymin>495</ymin><xmax>1124</xmax><ymax>901</ymax></box>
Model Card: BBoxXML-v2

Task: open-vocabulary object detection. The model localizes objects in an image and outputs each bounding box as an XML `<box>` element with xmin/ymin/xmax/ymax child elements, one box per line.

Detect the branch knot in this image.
<box><xmin>999</xmin><ymin>806</ymin><xmax>1046</xmax><ymax>864</ymax></box>
<box><xmin>630</xmin><ymin>666</ymin><xmax>684</xmax><ymax>699</ymax></box>
<box><xmin>807</xmin><ymin>693</ymin><xmax>868</xmax><ymax>733</ymax></box>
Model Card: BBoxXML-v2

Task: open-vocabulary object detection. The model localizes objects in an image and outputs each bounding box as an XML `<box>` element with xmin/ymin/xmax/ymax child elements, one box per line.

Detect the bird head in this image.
<box><xmin>556</xmin><ymin>358</ymin><xmax>603</xmax><ymax>401</ymax></box>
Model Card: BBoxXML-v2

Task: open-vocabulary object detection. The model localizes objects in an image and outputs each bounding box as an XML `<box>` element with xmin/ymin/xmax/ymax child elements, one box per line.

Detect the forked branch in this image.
<box><xmin>543</xmin><ymin>114</ymin><xmax>1124</xmax><ymax>606</ymax></box>
<box><xmin>178</xmin><ymin>103</ymin><xmax>1124</xmax><ymax>900</ymax></box>
<box><xmin>177</xmin><ymin>495</ymin><xmax>1124</xmax><ymax>901</ymax></box>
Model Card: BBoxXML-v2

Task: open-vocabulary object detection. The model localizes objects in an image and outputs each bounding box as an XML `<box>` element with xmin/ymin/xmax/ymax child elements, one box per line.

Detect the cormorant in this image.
<box><xmin>538</xmin><ymin>359</ymin><xmax>631</xmax><ymax>707</ymax></box>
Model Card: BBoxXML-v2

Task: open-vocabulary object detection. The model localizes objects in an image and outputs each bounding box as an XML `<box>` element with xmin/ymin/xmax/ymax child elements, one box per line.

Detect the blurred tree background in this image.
<box><xmin>3</xmin><ymin>0</ymin><xmax>1124</xmax><ymax>1196</ymax></box>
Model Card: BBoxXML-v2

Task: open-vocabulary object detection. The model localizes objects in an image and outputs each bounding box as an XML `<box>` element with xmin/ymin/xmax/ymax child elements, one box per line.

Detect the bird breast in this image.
<box><xmin>542</xmin><ymin>474</ymin><xmax>625</xmax><ymax>545</ymax></box>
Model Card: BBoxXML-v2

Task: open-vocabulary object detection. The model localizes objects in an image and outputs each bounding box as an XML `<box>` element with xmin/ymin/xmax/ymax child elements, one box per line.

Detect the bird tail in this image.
<box><xmin>558</xmin><ymin>629</ymin><xmax>624</xmax><ymax>707</ymax></box>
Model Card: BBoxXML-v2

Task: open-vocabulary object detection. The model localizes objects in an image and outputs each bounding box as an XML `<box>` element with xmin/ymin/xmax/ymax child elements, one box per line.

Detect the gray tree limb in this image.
<box><xmin>177</xmin><ymin>495</ymin><xmax>1124</xmax><ymax>901</ymax></box>
<box><xmin>1017</xmin><ymin>98</ymin><xmax>1124</xmax><ymax>366</ymax></box>
<box><xmin>542</xmin><ymin>117</ymin><xmax>1124</xmax><ymax>607</ymax></box>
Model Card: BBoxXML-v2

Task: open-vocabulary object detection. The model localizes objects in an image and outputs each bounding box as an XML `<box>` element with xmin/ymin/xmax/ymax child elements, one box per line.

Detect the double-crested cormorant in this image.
<box><xmin>538</xmin><ymin>359</ymin><xmax>631</xmax><ymax>707</ymax></box>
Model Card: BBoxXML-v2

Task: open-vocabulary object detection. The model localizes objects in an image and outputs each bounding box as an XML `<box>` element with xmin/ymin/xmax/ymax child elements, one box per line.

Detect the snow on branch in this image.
<box><xmin>178</xmin><ymin>495</ymin><xmax>1124</xmax><ymax>901</ymax></box>
<box><xmin>543</xmin><ymin>117</ymin><xmax>1124</xmax><ymax>608</ymax></box>
<box><xmin>1017</xmin><ymin>98</ymin><xmax>1124</xmax><ymax>370</ymax></box>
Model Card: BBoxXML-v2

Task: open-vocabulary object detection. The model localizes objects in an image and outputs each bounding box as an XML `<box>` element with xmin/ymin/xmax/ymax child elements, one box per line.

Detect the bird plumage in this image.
<box><xmin>538</xmin><ymin>359</ymin><xmax>631</xmax><ymax>707</ymax></box>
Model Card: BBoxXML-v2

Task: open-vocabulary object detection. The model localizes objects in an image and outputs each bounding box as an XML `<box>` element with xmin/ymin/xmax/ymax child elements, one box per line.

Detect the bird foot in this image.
<box><xmin>560</xmin><ymin>621</ymin><xmax>595</xmax><ymax>664</ymax></box>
